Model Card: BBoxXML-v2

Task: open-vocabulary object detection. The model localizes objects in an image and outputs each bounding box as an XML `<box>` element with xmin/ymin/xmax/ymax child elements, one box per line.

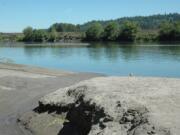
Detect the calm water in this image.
<box><xmin>0</xmin><ymin>42</ymin><xmax>180</xmax><ymax>77</ymax></box>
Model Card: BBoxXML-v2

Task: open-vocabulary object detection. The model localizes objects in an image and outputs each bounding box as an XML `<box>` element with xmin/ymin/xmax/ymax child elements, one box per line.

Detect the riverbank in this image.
<box><xmin>0</xmin><ymin>63</ymin><xmax>102</xmax><ymax>135</ymax></box>
<box><xmin>0</xmin><ymin>42</ymin><xmax>90</xmax><ymax>47</ymax></box>
<box><xmin>0</xmin><ymin>63</ymin><xmax>179</xmax><ymax>135</ymax></box>
<box><xmin>20</xmin><ymin>76</ymin><xmax>180</xmax><ymax>135</ymax></box>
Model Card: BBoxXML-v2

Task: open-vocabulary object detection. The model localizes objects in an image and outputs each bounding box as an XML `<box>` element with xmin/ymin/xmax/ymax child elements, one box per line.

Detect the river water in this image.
<box><xmin>0</xmin><ymin>42</ymin><xmax>180</xmax><ymax>77</ymax></box>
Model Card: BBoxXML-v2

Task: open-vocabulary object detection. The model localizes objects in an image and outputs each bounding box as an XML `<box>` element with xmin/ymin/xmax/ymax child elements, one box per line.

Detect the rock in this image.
<box><xmin>21</xmin><ymin>77</ymin><xmax>180</xmax><ymax>135</ymax></box>
<box><xmin>18</xmin><ymin>111</ymin><xmax>67</xmax><ymax>135</ymax></box>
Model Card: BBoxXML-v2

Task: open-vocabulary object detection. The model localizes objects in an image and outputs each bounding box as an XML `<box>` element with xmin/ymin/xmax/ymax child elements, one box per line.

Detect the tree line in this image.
<box><xmin>80</xmin><ymin>13</ymin><xmax>180</xmax><ymax>31</ymax></box>
<box><xmin>85</xmin><ymin>21</ymin><xmax>180</xmax><ymax>42</ymax></box>
<box><xmin>49</xmin><ymin>23</ymin><xmax>80</xmax><ymax>32</ymax></box>
<box><xmin>22</xmin><ymin>27</ymin><xmax>58</xmax><ymax>42</ymax></box>
<box><xmin>15</xmin><ymin>13</ymin><xmax>179</xmax><ymax>42</ymax></box>
<box><xmin>22</xmin><ymin>21</ymin><xmax>139</xmax><ymax>42</ymax></box>
<box><xmin>22</xmin><ymin>21</ymin><xmax>180</xmax><ymax>42</ymax></box>
<box><xmin>85</xmin><ymin>21</ymin><xmax>138</xmax><ymax>41</ymax></box>
<box><xmin>22</xmin><ymin>23</ymin><xmax>84</xmax><ymax>42</ymax></box>
<box><xmin>1</xmin><ymin>13</ymin><xmax>180</xmax><ymax>42</ymax></box>
<box><xmin>159</xmin><ymin>21</ymin><xmax>180</xmax><ymax>41</ymax></box>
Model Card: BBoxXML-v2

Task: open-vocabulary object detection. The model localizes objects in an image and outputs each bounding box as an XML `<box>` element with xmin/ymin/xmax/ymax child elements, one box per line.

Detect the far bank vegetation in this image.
<box><xmin>1</xmin><ymin>13</ymin><xmax>180</xmax><ymax>43</ymax></box>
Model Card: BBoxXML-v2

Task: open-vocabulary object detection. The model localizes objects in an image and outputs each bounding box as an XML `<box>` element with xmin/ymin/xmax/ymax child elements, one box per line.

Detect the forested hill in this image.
<box><xmin>48</xmin><ymin>13</ymin><xmax>180</xmax><ymax>32</ymax></box>
<box><xmin>80</xmin><ymin>13</ymin><xmax>180</xmax><ymax>31</ymax></box>
<box><xmin>2</xmin><ymin>13</ymin><xmax>180</xmax><ymax>42</ymax></box>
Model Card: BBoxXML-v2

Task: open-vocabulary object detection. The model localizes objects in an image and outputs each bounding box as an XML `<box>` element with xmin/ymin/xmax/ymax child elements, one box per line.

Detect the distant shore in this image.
<box><xmin>0</xmin><ymin>41</ymin><xmax>90</xmax><ymax>47</ymax></box>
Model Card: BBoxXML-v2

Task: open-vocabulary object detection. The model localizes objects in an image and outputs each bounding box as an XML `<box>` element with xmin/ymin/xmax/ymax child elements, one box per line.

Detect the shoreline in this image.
<box><xmin>0</xmin><ymin>41</ymin><xmax>91</xmax><ymax>47</ymax></box>
<box><xmin>0</xmin><ymin>63</ymin><xmax>179</xmax><ymax>135</ymax></box>
<box><xmin>0</xmin><ymin>63</ymin><xmax>74</xmax><ymax>76</ymax></box>
<box><xmin>0</xmin><ymin>63</ymin><xmax>102</xmax><ymax>135</ymax></box>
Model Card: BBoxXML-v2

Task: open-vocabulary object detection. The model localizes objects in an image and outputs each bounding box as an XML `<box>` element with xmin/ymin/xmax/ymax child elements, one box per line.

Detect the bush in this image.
<box><xmin>48</xmin><ymin>28</ymin><xmax>58</xmax><ymax>42</ymax></box>
<box><xmin>32</xmin><ymin>29</ymin><xmax>47</xmax><ymax>42</ymax></box>
<box><xmin>23</xmin><ymin>27</ymin><xmax>33</xmax><ymax>41</ymax></box>
<box><xmin>158</xmin><ymin>22</ymin><xmax>175</xmax><ymax>41</ymax></box>
<box><xmin>23</xmin><ymin>27</ymin><xmax>49</xmax><ymax>42</ymax></box>
<box><xmin>85</xmin><ymin>23</ymin><xmax>104</xmax><ymax>41</ymax></box>
<box><xmin>158</xmin><ymin>21</ymin><xmax>180</xmax><ymax>41</ymax></box>
<box><xmin>119</xmin><ymin>21</ymin><xmax>139</xmax><ymax>42</ymax></box>
<box><xmin>103</xmin><ymin>22</ymin><xmax>119</xmax><ymax>41</ymax></box>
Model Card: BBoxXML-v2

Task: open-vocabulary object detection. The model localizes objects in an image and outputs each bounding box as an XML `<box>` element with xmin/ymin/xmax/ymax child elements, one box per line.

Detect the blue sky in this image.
<box><xmin>0</xmin><ymin>0</ymin><xmax>180</xmax><ymax>32</ymax></box>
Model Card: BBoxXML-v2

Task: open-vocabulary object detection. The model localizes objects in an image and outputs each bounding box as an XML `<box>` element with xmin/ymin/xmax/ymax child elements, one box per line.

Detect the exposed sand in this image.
<box><xmin>0</xmin><ymin>63</ymin><xmax>180</xmax><ymax>135</ymax></box>
<box><xmin>34</xmin><ymin>77</ymin><xmax>180</xmax><ymax>135</ymax></box>
<box><xmin>0</xmin><ymin>63</ymin><xmax>101</xmax><ymax>135</ymax></box>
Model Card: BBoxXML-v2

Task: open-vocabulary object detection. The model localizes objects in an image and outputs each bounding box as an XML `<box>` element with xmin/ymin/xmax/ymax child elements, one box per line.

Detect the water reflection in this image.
<box><xmin>23</xmin><ymin>46</ymin><xmax>48</xmax><ymax>57</ymax></box>
<box><xmin>22</xmin><ymin>42</ymin><xmax>180</xmax><ymax>62</ymax></box>
<box><xmin>86</xmin><ymin>42</ymin><xmax>140</xmax><ymax>61</ymax></box>
<box><xmin>0</xmin><ymin>42</ymin><xmax>180</xmax><ymax>76</ymax></box>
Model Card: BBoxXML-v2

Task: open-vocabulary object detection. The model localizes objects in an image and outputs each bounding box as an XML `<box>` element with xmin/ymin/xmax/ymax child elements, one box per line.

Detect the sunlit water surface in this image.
<box><xmin>0</xmin><ymin>42</ymin><xmax>180</xmax><ymax>77</ymax></box>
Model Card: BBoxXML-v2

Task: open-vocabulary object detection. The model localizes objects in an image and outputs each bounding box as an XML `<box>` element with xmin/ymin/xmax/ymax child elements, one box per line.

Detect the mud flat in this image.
<box><xmin>0</xmin><ymin>63</ymin><xmax>101</xmax><ymax>135</ymax></box>
<box><xmin>19</xmin><ymin>77</ymin><xmax>180</xmax><ymax>135</ymax></box>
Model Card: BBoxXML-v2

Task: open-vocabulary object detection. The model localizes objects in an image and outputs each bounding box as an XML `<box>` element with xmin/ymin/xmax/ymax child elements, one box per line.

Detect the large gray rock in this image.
<box><xmin>28</xmin><ymin>77</ymin><xmax>180</xmax><ymax>135</ymax></box>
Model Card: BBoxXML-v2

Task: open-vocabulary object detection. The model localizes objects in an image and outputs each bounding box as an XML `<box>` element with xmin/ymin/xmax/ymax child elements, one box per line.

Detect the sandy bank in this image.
<box><xmin>0</xmin><ymin>63</ymin><xmax>101</xmax><ymax>135</ymax></box>
<box><xmin>20</xmin><ymin>77</ymin><xmax>180</xmax><ymax>135</ymax></box>
<box><xmin>0</xmin><ymin>63</ymin><xmax>74</xmax><ymax>77</ymax></box>
<box><xmin>0</xmin><ymin>63</ymin><xmax>179</xmax><ymax>135</ymax></box>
